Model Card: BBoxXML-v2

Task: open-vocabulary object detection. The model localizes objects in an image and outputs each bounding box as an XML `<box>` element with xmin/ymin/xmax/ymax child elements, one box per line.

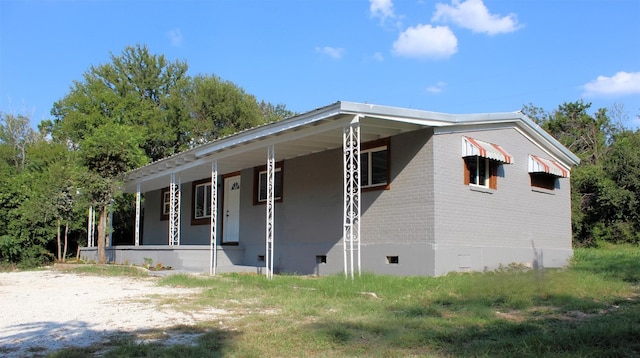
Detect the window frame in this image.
<box><xmin>530</xmin><ymin>172</ymin><xmax>557</xmax><ymax>191</ymax></box>
<box><xmin>253</xmin><ymin>161</ymin><xmax>284</xmax><ymax>205</ymax></box>
<box><xmin>463</xmin><ymin>156</ymin><xmax>498</xmax><ymax>190</ymax></box>
<box><xmin>191</xmin><ymin>178</ymin><xmax>213</xmax><ymax>225</ymax></box>
<box><xmin>360</xmin><ymin>138</ymin><xmax>391</xmax><ymax>191</ymax></box>
<box><xmin>160</xmin><ymin>188</ymin><xmax>170</xmax><ymax>221</ymax></box>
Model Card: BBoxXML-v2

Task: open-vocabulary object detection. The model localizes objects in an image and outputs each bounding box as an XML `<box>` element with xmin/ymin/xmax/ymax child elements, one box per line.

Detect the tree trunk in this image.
<box><xmin>56</xmin><ymin>219</ymin><xmax>61</xmax><ymax>262</ymax></box>
<box><xmin>62</xmin><ymin>221</ymin><xmax>69</xmax><ymax>263</ymax></box>
<box><xmin>97</xmin><ymin>206</ymin><xmax>108</xmax><ymax>264</ymax></box>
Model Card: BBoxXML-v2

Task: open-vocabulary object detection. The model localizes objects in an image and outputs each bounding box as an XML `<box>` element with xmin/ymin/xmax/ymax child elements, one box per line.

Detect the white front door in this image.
<box><xmin>223</xmin><ymin>175</ymin><xmax>241</xmax><ymax>244</ymax></box>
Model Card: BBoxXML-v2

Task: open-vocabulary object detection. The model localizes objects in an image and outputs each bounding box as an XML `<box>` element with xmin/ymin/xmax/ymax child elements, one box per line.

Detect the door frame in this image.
<box><xmin>222</xmin><ymin>172</ymin><xmax>241</xmax><ymax>245</ymax></box>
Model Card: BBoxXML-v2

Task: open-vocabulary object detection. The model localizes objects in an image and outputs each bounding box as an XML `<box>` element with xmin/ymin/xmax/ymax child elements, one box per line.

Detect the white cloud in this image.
<box><xmin>373</xmin><ymin>52</ymin><xmax>384</xmax><ymax>62</ymax></box>
<box><xmin>315</xmin><ymin>46</ymin><xmax>345</xmax><ymax>60</ymax></box>
<box><xmin>392</xmin><ymin>24</ymin><xmax>457</xmax><ymax>59</ymax></box>
<box><xmin>167</xmin><ymin>28</ymin><xmax>183</xmax><ymax>47</ymax></box>
<box><xmin>432</xmin><ymin>0</ymin><xmax>522</xmax><ymax>35</ymax></box>
<box><xmin>583</xmin><ymin>71</ymin><xmax>640</xmax><ymax>97</ymax></box>
<box><xmin>426</xmin><ymin>81</ymin><xmax>447</xmax><ymax>93</ymax></box>
<box><xmin>370</xmin><ymin>0</ymin><xmax>396</xmax><ymax>22</ymax></box>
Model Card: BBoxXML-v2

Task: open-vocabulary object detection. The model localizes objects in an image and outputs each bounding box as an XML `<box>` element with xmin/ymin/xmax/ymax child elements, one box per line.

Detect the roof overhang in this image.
<box><xmin>124</xmin><ymin>101</ymin><xmax>580</xmax><ymax>193</ymax></box>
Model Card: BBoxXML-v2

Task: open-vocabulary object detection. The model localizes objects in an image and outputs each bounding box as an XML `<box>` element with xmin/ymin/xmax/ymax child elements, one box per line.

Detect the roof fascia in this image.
<box><xmin>195</xmin><ymin>102</ymin><xmax>344</xmax><ymax>158</ymax></box>
<box><xmin>435</xmin><ymin>116</ymin><xmax>580</xmax><ymax>166</ymax></box>
<box><xmin>339</xmin><ymin>101</ymin><xmax>457</xmax><ymax>124</ymax></box>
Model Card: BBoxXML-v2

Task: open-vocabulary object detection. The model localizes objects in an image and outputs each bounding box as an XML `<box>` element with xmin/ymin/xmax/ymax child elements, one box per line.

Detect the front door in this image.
<box><xmin>223</xmin><ymin>174</ymin><xmax>241</xmax><ymax>244</ymax></box>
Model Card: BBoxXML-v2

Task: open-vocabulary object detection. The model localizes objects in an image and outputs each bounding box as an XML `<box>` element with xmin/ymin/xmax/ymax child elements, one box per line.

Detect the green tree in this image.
<box><xmin>79</xmin><ymin>123</ymin><xmax>146</xmax><ymax>263</ymax></box>
<box><xmin>52</xmin><ymin>44</ymin><xmax>189</xmax><ymax>162</ymax></box>
<box><xmin>523</xmin><ymin>101</ymin><xmax>639</xmax><ymax>246</ymax></box>
<box><xmin>49</xmin><ymin>44</ymin><xmax>294</xmax><ymax>259</ymax></box>
<box><xmin>0</xmin><ymin>112</ymin><xmax>42</xmax><ymax>169</ymax></box>
<box><xmin>259</xmin><ymin>100</ymin><xmax>297</xmax><ymax>123</ymax></box>
<box><xmin>181</xmin><ymin>74</ymin><xmax>266</xmax><ymax>147</ymax></box>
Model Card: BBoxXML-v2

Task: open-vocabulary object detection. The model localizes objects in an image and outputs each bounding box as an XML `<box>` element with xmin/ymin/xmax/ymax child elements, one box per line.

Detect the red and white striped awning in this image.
<box><xmin>528</xmin><ymin>155</ymin><xmax>569</xmax><ymax>177</ymax></box>
<box><xmin>461</xmin><ymin>136</ymin><xmax>513</xmax><ymax>164</ymax></box>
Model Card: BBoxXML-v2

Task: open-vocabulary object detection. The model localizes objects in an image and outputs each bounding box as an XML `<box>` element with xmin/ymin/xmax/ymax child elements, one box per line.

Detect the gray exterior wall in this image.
<box><xmin>129</xmin><ymin>125</ymin><xmax>572</xmax><ymax>276</ymax></box>
<box><xmin>431</xmin><ymin>127</ymin><xmax>573</xmax><ymax>275</ymax></box>
<box><xmin>142</xmin><ymin>183</ymin><xmax>222</xmax><ymax>246</ymax></box>
<box><xmin>135</xmin><ymin>128</ymin><xmax>437</xmax><ymax>275</ymax></box>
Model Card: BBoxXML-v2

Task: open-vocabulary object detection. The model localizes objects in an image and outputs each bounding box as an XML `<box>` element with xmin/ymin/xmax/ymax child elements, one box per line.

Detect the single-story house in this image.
<box><xmin>80</xmin><ymin>101</ymin><xmax>580</xmax><ymax>277</ymax></box>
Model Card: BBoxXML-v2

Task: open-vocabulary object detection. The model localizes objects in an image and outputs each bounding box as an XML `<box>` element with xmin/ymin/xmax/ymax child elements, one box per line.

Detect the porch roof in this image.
<box><xmin>124</xmin><ymin>101</ymin><xmax>579</xmax><ymax>193</ymax></box>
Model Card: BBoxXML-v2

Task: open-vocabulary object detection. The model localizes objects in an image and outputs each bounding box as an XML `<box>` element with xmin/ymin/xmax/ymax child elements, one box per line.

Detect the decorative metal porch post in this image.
<box><xmin>265</xmin><ymin>145</ymin><xmax>275</xmax><ymax>279</ymax></box>
<box><xmin>343</xmin><ymin>116</ymin><xmax>361</xmax><ymax>279</ymax></box>
<box><xmin>210</xmin><ymin>160</ymin><xmax>218</xmax><ymax>275</ymax></box>
<box><xmin>168</xmin><ymin>173</ymin><xmax>181</xmax><ymax>246</ymax></box>
<box><xmin>135</xmin><ymin>183</ymin><xmax>141</xmax><ymax>246</ymax></box>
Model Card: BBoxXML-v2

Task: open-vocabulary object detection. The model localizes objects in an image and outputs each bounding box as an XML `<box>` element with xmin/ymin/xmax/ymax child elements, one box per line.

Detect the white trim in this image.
<box><xmin>257</xmin><ymin>167</ymin><xmax>282</xmax><ymax>202</ymax></box>
<box><xmin>360</xmin><ymin>145</ymin><xmax>388</xmax><ymax>188</ymax></box>
<box><xmin>193</xmin><ymin>182</ymin><xmax>213</xmax><ymax>219</ymax></box>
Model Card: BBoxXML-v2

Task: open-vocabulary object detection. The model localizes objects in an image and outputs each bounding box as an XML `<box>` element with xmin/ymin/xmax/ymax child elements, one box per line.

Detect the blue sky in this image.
<box><xmin>2</xmin><ymin>0</ymin><xmax>639</xmax><ymax>128</ymax></box>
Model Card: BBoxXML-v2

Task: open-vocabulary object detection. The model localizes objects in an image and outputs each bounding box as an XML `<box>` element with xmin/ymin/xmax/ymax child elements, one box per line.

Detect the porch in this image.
<box><xmin>79</xmin><ymin>245</ymin><xmax>261</xmax><ymax>274</ymax></box>
<box><xmin>105</xmin><ymin>102</ymin><xmax>435</xmax><ymax>277</ymax></box>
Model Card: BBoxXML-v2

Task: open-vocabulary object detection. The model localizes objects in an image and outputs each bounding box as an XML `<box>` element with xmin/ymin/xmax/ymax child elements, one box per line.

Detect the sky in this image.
<box><xmin>1</xmin><ymin>0</ymin><xmax>640</xmax><ymax>129</ymax></box>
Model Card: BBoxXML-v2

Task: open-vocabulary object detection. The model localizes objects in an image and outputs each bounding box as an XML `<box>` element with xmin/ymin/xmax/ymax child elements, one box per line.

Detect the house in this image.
<box><xmin>80</xmin><ymin>101</ymin><xmax>580</xmax><ymax>277</ymax></box>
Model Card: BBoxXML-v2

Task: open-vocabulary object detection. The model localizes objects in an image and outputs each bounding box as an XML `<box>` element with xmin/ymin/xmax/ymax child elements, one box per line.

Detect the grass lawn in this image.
<box><xmin>52</xmin><ymin>246</ymin><xmax>639</xmax><ymax>357</ymax></box>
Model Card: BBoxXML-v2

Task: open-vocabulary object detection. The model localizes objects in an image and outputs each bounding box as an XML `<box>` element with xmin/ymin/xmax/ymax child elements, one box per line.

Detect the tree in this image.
<box><xmin>79</xmin><ymin>123</ymin><xmax>146</xmax><ymax>263</ymax></box>
<box><xmin>523</xmin><ymin>101</ymin><xmax>640</xmax><ymax>246</ymax></box>
<box><xmin>181</xmin><ymin>75</ymin><xmax>266</xmax><ymax>147</ymax></box>
<box><xmin>259</xmin><ymin>100</ymin><xmax>297</xmax><ymax>123</ymax></box>
<box><xmin>0</xmin><ymin>112</ymin><xmax>42</xmax><ymax>169</ymax></box>
<box><xmin>46</xmin><ymin>44</ymin><xmax>302</xmax><ymax>262</ymax></box>
<box><xmin>52</xmin><ymin>44</ymin><xmax>189</xmax><ymax>162</ymax></box>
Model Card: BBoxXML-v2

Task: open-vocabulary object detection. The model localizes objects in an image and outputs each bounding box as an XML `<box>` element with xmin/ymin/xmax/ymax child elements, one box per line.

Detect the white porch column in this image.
<box><xmin>87</xmin><ymin>206</ymin><xmax>94</xmax><ymax>247</ymax></box>
<box><xmin>265</xmin><ymin>145</ymin><xmax>275</xmax><ymax>279</ymax></box>
<box><xmin>210</xmin><ymin>160</ymin><xmax>218</xmax><ymax>275</ymax></box>
<box><xmin>343</xmin><ymin>116</ymin><xmax>361</xmax><ymax>279</ymax></box>
<box><xmin>168</xmin><ymin>173</ymin><xmax>181</xmax><ymax>246</ymax></box>
<box><xmin>108</xmin><ymin>200</ymin><xmax>113</xmax><ymax>246</ymax></box>
<box><xmin>135</xmin><ymin>183</ymin><xmax>141</xmax><ymax>246</ymax></box>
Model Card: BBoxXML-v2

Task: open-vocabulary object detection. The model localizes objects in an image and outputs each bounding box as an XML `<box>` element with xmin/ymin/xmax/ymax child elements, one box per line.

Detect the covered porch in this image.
<box><xmin>80</xmin><ymin>102</ymin><xmax>445</xmax><ymax>276</ymax></box>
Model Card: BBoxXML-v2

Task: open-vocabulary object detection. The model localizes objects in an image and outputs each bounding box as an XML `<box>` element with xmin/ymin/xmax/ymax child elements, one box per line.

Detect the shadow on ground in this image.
<box><xmin>309</xmin><ymin>295</ymin><xmax>640</xmax><ymax>357</ymax></box>
<box><xmin>0</xmin><ymin>320</ymin><xmax>238</xmax><ymax>357</ymax></box>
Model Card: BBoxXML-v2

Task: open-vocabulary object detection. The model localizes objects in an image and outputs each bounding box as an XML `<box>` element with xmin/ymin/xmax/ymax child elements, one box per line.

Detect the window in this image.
<box><xmin>464</xmin><ymin>156</ymin><xmax>498</xmax><ymax>189</ymax></box>
<box><xmin>191</xmin><ymin>178</ymin><xmax>213</xmax><ymax>225</ymax></box>
<box><xmin>254</xmin><ymin>162</ymin><xmax>283</xmax><ymax>204</ymax></box>
<box><xmin>528</xmin><ymin>155</ymin><xmax>567</xmax><ymax>191</ymax></box>
<box><xmin>530</xmin><ymin>173</ymin><xmax>557</xmax><ymax>190</ymax></box>
<box><xmin>461</xmin><ymin>136</ymin><xmax>511</xmax><ymax>191</ymax></box>
<box><xmin>360</xmin><ymin>138</ymin><xmax>390</xmax><ymax>190</ymax></box>
<box><xmin>386</xmin><ymin>256</ymin><xmax>399</xmax><ymax>264</ymax></box>
<box><xmin>160</xmin><ymin>188</ymin><xmax>170</xmax><ymax>221</ymax></box>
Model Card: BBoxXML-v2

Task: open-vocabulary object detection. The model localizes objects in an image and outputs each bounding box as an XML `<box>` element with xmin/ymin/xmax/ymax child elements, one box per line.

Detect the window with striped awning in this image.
<box><xmin>528</xmin><ymin>155</ymin><xmax>569</xmax><ymax>178</ymax></box>
<box><xmin>461</xmin><ymin>136</ymin><xmax>513</xmax><ymax>164</ymax></box>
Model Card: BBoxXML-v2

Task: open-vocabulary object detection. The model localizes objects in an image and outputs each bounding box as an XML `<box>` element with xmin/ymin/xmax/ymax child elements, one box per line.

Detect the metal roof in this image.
<box><xmin>123</xmin><ymin>101</ymin><xmax>579</xmax><ymax>193</ymax></box>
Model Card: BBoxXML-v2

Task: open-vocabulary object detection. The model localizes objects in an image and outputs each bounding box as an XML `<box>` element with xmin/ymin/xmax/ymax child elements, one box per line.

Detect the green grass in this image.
<box><xmin>50</xmin><ymin>246</ymin><xmax>640</xmax><ymax>357</ymax></box>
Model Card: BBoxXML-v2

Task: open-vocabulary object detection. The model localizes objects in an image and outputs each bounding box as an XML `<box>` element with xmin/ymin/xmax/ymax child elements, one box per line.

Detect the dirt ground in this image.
<box><xmin>0</xmin><ymin>269</ymin><xmax>224</xmax><ymax>357</ymax></box>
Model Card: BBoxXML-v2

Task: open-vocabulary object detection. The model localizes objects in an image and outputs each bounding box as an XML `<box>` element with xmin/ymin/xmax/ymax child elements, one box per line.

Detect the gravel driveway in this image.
<box><xmin>0</xmin><ymin>269</ymin><xmax>223</xmax><ymax>357</ymax></box>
